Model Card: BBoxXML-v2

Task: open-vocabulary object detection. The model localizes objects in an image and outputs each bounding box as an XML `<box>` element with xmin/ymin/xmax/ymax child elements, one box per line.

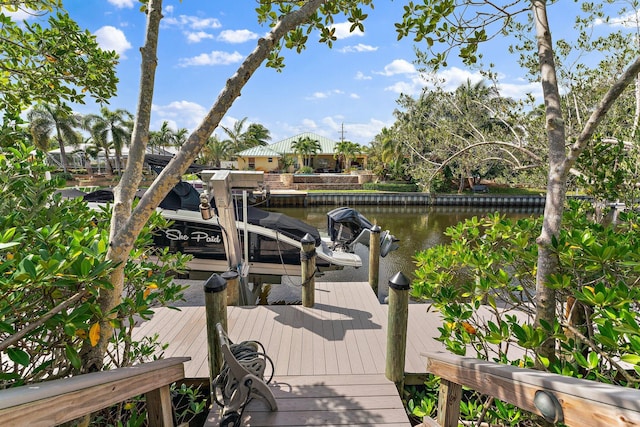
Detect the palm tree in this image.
<box><xmin>83</xmin><ymin>107</ymin><xmax>133</xmax><ymax>174</ymax></box>
<box><xmin>244</xmin><ymin>123</ymin><xmax>271</xmax><ymax>148</ymax></box>
<box><xmin>82</xmin><ymin>120</ymin><xmax>115</xmax><ymax>175</ymax></box>
<box><xmin>221</xmin><ymin>117</ymin><xmax>248</xmax><ymax>157</ymax></box>
<box><xmin>27</xmin><ymin>104</ymin><xmax>81</xmax><ymax>174</ymax></box>
<box><xmin>291</xmin><ymin>136</ymin><xmax>321</xmax><ymax>169</ymax></box>
<box><xmin>71</xmin><ymin>137</ymin><xmax>94</xmax><ymax>176</ymax></box>
<box><xmin>150</xmin><ymin>121</ymin><xmax>174</xmax><ymax>153</ymax></box>
<box><xmin>334</xmin><ymin>140</ymin><xmax>361</xmax><ymax>172</ymax></box>
<box><xmin>221</xmin><ymin>118</ymin><xmax>272</xmax><ymax>157</ymax></box>
<box><xmin>200</xmin><ymin>135</ymin><xmax>229</xmax><ymax>167</ymax></box>
<box><xmin>172</xmin><ymin>127</ymin><xmax>189</xmax><ymax>148</ymax></box>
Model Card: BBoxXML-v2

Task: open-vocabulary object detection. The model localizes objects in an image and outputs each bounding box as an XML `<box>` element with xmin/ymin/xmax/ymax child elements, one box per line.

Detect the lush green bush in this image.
<box><xmin>0</xmin><ymin>144</ymin><xmax>202</xmax><ymax>424</ymax></box>
<box><xmin>363</xmin><ymin>181</ymin><xmax>419</xmax><ymax>192</ymax></box>
<box><xmin>410</xmin><ymin>201</ymin><xmax>640</xmax><ymax>423</ymax></box>
<box><xmin>0</xmin><ymin>144</ymin><xmax>192</xmax><ymax>384</ymax></box>
<box><xmin>53</xmin><ymin>171</ymin><xmax>74</xmax><ymax>181</ymax></box>
<box><xmin>296</xmin><ymin>165</ymin><xmax>314</xmax><ymax>174</ymax></box>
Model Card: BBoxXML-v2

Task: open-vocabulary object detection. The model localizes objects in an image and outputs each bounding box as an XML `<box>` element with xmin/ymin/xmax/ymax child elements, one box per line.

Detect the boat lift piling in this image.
<box><xmin>368</xmin><ymin>225</ymin><xmax>381</xmax><ymax>295</ymax></box>
<box><xmin>300</xmin><ymin>233</ymin><xmax>316</xmax><ymax>307</ymax></box>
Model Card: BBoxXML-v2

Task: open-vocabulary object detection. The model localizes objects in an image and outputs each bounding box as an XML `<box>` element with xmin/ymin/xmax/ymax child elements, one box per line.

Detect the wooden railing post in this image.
<box><xmin>146</xmin><ymin>384</ymin><xmax>174</xmax><ymax>426</ymax></box>
<box><xmin>385</xmin><ymin>271</ymin><xmax>410</xmax><ymax>390</ymax></box>
<box><xmin>368</xmin><ymin>225</ymin><xmax>381</xmax><ymax>295</ymax></box>
<box><xmin>221</xmin><ymin>269</ymin><xmax>239</xmax><ymax>306</ymax></box>
<box><xmin>204</xmin><ymin>273</ymin><xmax>227</xmax><ymax>387</ymax></box>
<box><xmin>301</xmin><ymin>233</ymin><xmax>316</xmax><ymax>307</ymax></box>
<box><xmin>437</xmin><ymin>379</ymin><xmax>462</xmax><ymax>427</ymax></box>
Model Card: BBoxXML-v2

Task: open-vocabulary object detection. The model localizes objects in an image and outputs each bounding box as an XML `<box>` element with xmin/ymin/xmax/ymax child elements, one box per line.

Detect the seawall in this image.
<box><xmin>265</xmin><ymin>192</ymin><xmax>554</xmax><ymax>208</ymax></box>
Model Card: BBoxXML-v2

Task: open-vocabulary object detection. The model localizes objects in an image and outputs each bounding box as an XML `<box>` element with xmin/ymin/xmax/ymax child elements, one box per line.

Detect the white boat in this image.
<box><xmin>81</xmin><ymin>171</ymin><xmax>398</xmax><ymax>278</ymax></box>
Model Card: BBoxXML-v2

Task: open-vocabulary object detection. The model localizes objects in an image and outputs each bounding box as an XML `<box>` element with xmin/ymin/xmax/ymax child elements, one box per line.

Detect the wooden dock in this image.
<box><xmin>133</xmin><ymin>281</ymin><xmax>447</xmax><ymax>426</ymax></box>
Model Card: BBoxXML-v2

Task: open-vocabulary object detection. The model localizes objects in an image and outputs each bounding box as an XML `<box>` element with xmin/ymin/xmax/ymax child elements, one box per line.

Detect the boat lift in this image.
<box><xmin>200</xmin><ymin>170</ymin><xmax>265</xmax><ymax>303</ymax></box>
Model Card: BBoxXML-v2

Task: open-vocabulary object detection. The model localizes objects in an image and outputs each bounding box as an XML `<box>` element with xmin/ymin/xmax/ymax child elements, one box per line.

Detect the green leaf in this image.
<box><xmin>7</xmin><ymin>347</ymin><xmax>30</xmax><ymax>366</ymax></box>
<box><xmin>65</xmin><ymin>344</ymin><xmax>82</xmax><ymax>370</ymax></box>
<box><xmin>621</xmin><ymin>354</ymin><xmax>640</xmax><ymax>365</ymax></box>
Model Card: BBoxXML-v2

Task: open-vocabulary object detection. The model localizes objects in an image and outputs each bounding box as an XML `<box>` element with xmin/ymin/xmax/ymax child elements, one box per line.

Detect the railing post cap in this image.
<box><xmin>371</xmin><ymin>224</ymin><xmax>381</xmax><ymax>232</ymax></box>
<box><xmin>221</xmin><ymin>269</ymin><xmax>239</xmax><ymax>281</ymax></box>
<box><xmin>301</xmin><ymin>233</ymin><xmax>315</xmax><ymax>244</ymax></box>
<box><xmin>203</xmin><ymin>273</ymin><xmax>227</xmax><ymax>293</ymax></box>
<box><xmin>388</xmin><ymin>271</ymin><xmax>410</xmax><ymax>290</ymax></box>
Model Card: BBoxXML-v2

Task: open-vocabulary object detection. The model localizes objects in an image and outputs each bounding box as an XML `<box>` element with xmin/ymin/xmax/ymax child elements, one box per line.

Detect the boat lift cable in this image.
<box><xmin>274</xmin><ymin>231</ymin><xmax>319</xmax><ymax>288</ymax></box>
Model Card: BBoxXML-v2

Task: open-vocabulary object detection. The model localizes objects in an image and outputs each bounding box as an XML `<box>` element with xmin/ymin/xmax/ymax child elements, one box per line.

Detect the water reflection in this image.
<box><xmin>271</xmin><ymin>205</ymin><xmax>543</xmax><ymax>302</ymax></box>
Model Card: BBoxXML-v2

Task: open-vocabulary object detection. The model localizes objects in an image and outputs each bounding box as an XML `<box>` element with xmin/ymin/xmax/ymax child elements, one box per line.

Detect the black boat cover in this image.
<box><xmin>82</xmin><ymin>182</ymin><xmax>199</xmax><ymax>211</ymax></box>
<box><xmin>83</xmin><ymin>181</ymin><xmax>322</xmax><ymax>246</ymax></box>
<box><xmin>158</xmin><ymin>181</ymin><xmax>201</xmax><ymax>211</ymax></box>
<box><xmin>144</xmin><ymin>154</ymin><xmax>212</xmax><ymax>175</ymax></box>
<box><xmin>240</xmin><ymin>205</ymin><xmax>321</xmax><ymax>247</ymax></box>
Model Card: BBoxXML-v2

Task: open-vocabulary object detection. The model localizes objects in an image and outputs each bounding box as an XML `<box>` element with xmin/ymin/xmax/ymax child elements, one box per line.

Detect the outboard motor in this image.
<box><xmin>326</xmin><ymin>207</ymin><xmax>399</xmax><ymax>256</ymax></box>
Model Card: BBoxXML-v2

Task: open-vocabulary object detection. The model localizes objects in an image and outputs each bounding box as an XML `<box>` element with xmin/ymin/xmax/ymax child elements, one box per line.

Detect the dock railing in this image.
<box><xmin>421</xmin><ymin>350</ymin><xmax>640</xmax><ymax>427</ymax></box>
<box><xmin>0</xmin><ymin>357</ymin><xmax>190</xmax><ymax>426</ymax></box>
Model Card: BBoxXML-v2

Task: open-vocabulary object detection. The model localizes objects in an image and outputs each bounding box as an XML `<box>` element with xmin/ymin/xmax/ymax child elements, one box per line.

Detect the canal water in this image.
<box><xmin>267</xmin><ymin>204</ymin><xmax>543</xmax><ymax>303</ymax></box>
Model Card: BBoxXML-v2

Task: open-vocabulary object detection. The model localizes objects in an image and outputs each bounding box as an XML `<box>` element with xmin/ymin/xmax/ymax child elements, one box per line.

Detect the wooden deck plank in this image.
<box><xmin>351</xmin><ymin>281</ymin><xmax>385</xmax><ymax>373</ymax></box>
<box><xmin>132</xmin><ymin>281</ymin><xmax>445</xmax><ymax>426</ymax></box>
<box><xmin>287</xmin><ymin>308</ymin><xmax>305</xmax><ymax>375</ymax></box>
<box><xmin>205</xmin><ymin>374</ymin><xmax>410</xmax><ymax>426</ymax></box>
<box><xmin>300</xmin><ymin>307</ymin><xmax>316</xmax><ymax>376</ymax></box>
<box><xmin>337</xmin><ymin>283</ymin><xmax>366</xmax><ymax>375</ymax></box>
<box><xmin>273</xmin><ymin>305</ymin><xmax>295</xmax><ymax>377</ymax></box>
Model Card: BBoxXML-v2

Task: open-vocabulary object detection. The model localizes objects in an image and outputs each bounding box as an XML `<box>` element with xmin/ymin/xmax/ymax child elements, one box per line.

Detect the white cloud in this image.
<box><xmin>435</xmin><ymin>67</ymin><xmax>484</xmax><ymax>91</ymax></box>
<box><xmin>164</xmin><ymin>15</ymin><xmax>222</xmax><ymax>30</ymax></box>
<box><xmin>107</xmin><ymin>0</ymin><xmax>135</xmax><ymax>8</ymax></box>
<box><xmin>355</xmin><ymin>71</ymin><xmax>372</xmax><ymax>81</ymax></box>
<box><xmin>595</xmin><ymin>11</ymin><xmax>640</xmax><ymax>28</ymax></box>
<box><xmin>306</xmin><ymin>89</ymin><xmax>345</xmax><ymax>100</ymax></box>
<box><xmin>331</xmin><ymin>22</ymin><xmax>365</xmax><ymax>39</ymax></box>
<box><xmin>339</xmin><ymin>43</ymin><xmax>378</xmax><ymax>53</ymax></box>
<box><xmin>497</xmin><ymin>81</ymin><xmax>543</xmax><ymax>102</ymax></box>
<box><xmin>301</xmin><ymin>119</ymin><xmax>317</xmax><ymax>129</ymax></box>
<box><xmin>164</xmin><ymin>5</ymin><xmax>174</xmax><ymax>14</ymax></box>
<box><xmin>349</xmin><ymin>93</ymin><xmax>360</xmax><ymax>99</ymax></box>
<box><xmin>94</xmin><ymin>26</ymin><xmax>132</xmax><ymax>58</ymax></box>
<box><xmin>385</xmin><ymin>79</ymin><xmax>423</xmax><ymax>95</ymax></box>
<box><xmin>383</xmin><ymin>67</ymin><xmax>482</xmax><ymax>95</ymax></box>
<box><xmin>321</xmin><ymin>116</ymin><xmax>390</xmax><ymax>144</ymax></box>
<box><xmin>178</xmin><ymin>51</ymin><xmax>244</xmax><ymax>67</ymax></box>
<box><xmin>1</xmin><ymin>7</ymin><xmax>36</xmax><ymax>20</ymax></box>
<box><xmin>185</xmin><ymin>31</ymin><xmax>214</xmax><ymax>43</ymax></box>
<box><xmin>218</xmin><ymin>29</ymin><xmax>259</xmax><ymax>44</ymax></box>
<box><xmin>152</xmin><ymin>101</ymin><xmax>207</xmax><ymax>130</ymax></box>
<box><xmin>377</xmin><ymin>59</ymin><xmax>417</xmax><ymax>76</ymax></box>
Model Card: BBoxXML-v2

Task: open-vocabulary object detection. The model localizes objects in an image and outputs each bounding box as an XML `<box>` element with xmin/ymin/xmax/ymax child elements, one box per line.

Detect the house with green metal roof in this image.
<box><xmin>236</xmin><ymin>132</ymin><xmax>365</xmax><ymax>172</ymax></box>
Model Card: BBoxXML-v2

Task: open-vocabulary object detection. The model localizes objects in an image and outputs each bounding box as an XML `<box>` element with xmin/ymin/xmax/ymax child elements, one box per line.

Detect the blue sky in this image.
<box><xmin>14</xmin><ymin>1</ymin><xmax>639</xmax><ymax>145</ymax></box>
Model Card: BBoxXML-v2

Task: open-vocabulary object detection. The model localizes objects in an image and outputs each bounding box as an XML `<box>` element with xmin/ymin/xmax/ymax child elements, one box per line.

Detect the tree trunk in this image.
<box><xmin>56</xmin><ymin>132</ymin><xmax>69</xmax><ymax>174</ymax></box>
<box><xmin>82</xmin><ymin>0</ymin><xmax>163</xmax><ymax>372</ymax></box>
<box><xmin>532</xmin><ymin>0</ymin><xmax>565</xmax><ymax>367</ymax></box>
<box><xmin>83</xmin><ymin>0</ymin><xmax>330</xmax><ymax>371</ymax></box>
<box><xmin>531</xmin><ymin>1</ymin><xmax>640</xmax><ymax>368</ymax></box>
<box><xmin>84</xmin><ymin>154</ymin><xmax>93</xmax><ymax>176</ymax></box>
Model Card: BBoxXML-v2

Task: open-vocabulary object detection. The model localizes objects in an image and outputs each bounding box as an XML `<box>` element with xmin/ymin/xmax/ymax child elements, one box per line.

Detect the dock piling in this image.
<box><xmin>204</xmin><ymin>273</ymin><xmax>227</xmax><ymax>385</ymax></box>
<box><xmin>301</xmin><ymin>233</ymin><xmax>316</xmax><ymax>307</ymax></box>
<box><xmin>221</xmin><ymin>269</ymin><xmax>239</xmax><ymax>306</ymax></box>
<box><xmin>368</xmin><ymin>225</ymin><xmax>381</xmax><ymax>295</ymax></box>
<box><xmin>385</xmin><ymin>271</ymin><xmax>410</xmax><ymax>391</ymax></box>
